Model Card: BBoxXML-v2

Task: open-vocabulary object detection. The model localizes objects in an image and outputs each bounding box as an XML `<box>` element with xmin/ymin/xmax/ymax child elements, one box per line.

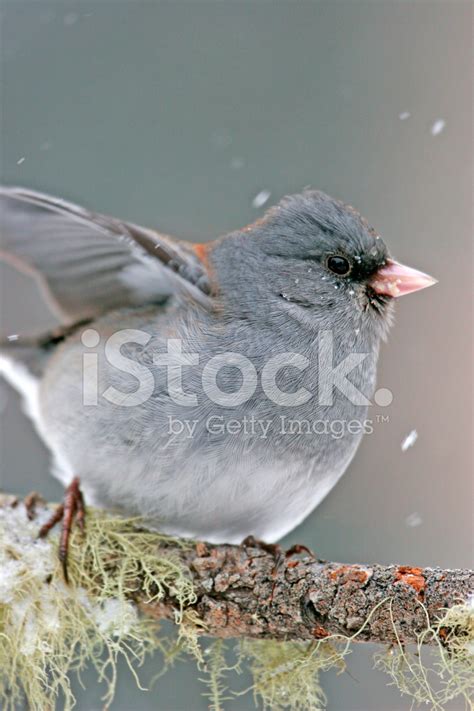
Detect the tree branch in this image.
<box><xmin>145</xmin><ymin>541</ymin><xmax>473</xmax><ymax>645</ymax></box>
<box><xmin>1</xmin><ymin>493</ymin><xmax>472</xmax><ymax>646</ymax></box>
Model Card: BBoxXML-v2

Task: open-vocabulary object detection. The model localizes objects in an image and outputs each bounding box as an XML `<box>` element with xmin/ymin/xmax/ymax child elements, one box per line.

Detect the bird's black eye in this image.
<box><xmin>326</xmin><ymin>255</ymin><xmax>351</xmax><ymax>276</ymax></box>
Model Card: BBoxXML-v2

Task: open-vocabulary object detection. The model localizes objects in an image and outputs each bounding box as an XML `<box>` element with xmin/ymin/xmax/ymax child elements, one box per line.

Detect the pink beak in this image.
<box><xmin>370</xmin><ymin>259</ymin><xmax>437</xmax><ymax>297</ymax></box>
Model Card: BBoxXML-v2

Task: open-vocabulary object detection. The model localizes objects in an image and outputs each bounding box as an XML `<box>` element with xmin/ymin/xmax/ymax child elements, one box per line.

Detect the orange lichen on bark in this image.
<box><xmin>438</xmin><ymin>627</ymin><xmax>449</xmax><ymax>642</ymax></box>
<box><xmin>328</xmin><ymin>565</ymin><xmax>371</xmax><ymax>584</ymax></box>
<box><xmin>348</xmin><ymin>569</ymin><xmax>370</xmax><ymax>584</ymax></box>
<box><xmin>328</xmin><ymin>565</ymin><xmax>350</xmax><ymax>580</ymax></box>
<box><xmin>195</xmin><ymin>541</ymin><xmax>209</xmax><ymax>557</ymax></box>
<box><xmin>312</xmin><ymin>625</ymin><xmax>330</xmax><ymax>639</ymax></box>
<box><xmin>394</xmin><ymin>566</ymin><xmax>426</xmax><ymax>597</ymax></box>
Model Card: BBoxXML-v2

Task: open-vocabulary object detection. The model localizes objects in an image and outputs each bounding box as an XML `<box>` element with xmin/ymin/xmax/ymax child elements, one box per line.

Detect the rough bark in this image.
<box><xmin>1</xmin><ymin>494</ymin><xmax>472</xmax><ymax>645</ymax></box>
<box><xmin>145</xmin><ymin>541</ymin><xmax>473</xmax><ymax>645</ymax></box>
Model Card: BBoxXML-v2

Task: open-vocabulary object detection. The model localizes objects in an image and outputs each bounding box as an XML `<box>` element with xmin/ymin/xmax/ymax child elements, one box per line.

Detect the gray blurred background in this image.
<box><xmin>0</xmin><ymin>1</ymin><xmax>472</xmax><ymax>709</ymax></box>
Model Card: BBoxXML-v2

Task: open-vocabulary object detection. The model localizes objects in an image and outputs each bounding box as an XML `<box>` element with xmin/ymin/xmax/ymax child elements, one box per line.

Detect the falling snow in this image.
<box><xmin>405</xmin><ymin>512</ymin><xmax>423</xmax><ymax>528</ymax></box>
<box><xmin>16</xmin><ymin>157</ymin><xmax>25</xmax><ymax>165</ymax></box>
<box><xmin>401</xmin><ymin>429</ymin><xmax>418</xmax><ymax>452</ymax></box>
<box><xmin>252</xmin><ymin>190</ymin><xmax>271</xmax><ymax>208</ymax></box>
<box><xmin>431</xmin><ymin>119</ymin><xmax>446</xmax><ymax>136</ymax></box>
<box><xmin>7</xmin><ymin>334</ymin><xmax>19</xmax><ymax>342</ymax></box>
<box><xmin>399</xmin><ymin>111</ymin><xmax>411</xmax><ymax>120</ymax></box>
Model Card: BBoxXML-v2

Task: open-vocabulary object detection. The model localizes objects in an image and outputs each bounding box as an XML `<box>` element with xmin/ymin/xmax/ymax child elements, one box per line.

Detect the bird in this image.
<box><xmin>0</xmin><ymin>186</ymin><xmax>436</xmax><ymax>571</ymax></box>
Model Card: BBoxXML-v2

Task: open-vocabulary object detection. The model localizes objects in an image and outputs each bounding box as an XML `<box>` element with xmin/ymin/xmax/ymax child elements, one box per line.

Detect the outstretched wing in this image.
<box><xmin>0</xmin><ymin>186</ymin><xmax>212</xmax><ymax>323</ymax></box>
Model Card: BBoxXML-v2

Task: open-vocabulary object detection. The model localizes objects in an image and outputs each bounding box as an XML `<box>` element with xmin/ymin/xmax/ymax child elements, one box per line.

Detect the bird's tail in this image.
<box><xmin>0</xmin><ymin>337</ymin><xmax>51</xmax><ymax>424</ymax></box>
<box><xmin>1</xmin><ymin>321</ymin><xmax>88</xmax><ymax>424</ymax></box>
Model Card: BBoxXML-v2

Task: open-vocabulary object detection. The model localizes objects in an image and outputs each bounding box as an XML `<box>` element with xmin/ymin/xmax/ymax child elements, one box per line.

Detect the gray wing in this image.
<box><xmin>0</xmin><ymin>186</ymin><xmax>212</xmax><ymax>324</ymax></box>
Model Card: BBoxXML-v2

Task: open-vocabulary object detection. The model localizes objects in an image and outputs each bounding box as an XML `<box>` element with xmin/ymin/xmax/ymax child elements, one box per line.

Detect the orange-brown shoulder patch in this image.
<box><xmin>193</xmin><ymin>242</ymin><xmax>210</xmax><ymax>268</ymax></box>
<box><xmin>193</xmin><ymin>241</ymin><xmax>219</xmax><ymax>297</ymax></box>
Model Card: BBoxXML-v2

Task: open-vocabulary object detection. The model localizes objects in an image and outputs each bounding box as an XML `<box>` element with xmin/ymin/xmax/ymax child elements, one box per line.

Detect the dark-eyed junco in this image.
<box><xmin>0</xmin><ymin>187</ymin><xmax>436</xmax><ymax>552</ymax></box>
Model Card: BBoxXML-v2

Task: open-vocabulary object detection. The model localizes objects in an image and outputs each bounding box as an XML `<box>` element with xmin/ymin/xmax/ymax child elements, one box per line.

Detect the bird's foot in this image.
<box><xmin>23</xmin><ymin>491</ymin><xmax>46</xmax><ymax>520</ymax></box>
<box><xmin>241</xmin><ymin>535</ymin><xmax>314</xmax><ymax>566</ymax></box>
<box><xmin>38</xmin><ymin>477</ymin><xmax>85</xmax><ymax>583</ymax></box>
<box><xmin>284</xmin><ymin>543</ymin><xmax>315</xmax><ymax>565</ymax></box>
<box><xmin>241</xmin><ymin>535</ymin><xmax>315</xmax><ymax>601</ymax></box>
<box><xmin>241</xmin><ymin>535</ymin><xmax>282</xmax><ymax>559</ymax></box>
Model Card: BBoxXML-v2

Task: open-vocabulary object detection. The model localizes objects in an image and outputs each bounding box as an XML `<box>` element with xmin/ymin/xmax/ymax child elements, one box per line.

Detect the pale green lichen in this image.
<box><xmin>240</xmin><ymin>592</ymin><xmax>474</xmax><ymax>711</ymax></box>
<box><xmin>237</xmin><ymin>596</ymin><xmax>390</xmax><ymax>711</ymax></box>
<box><xmin>238</xmin><ymin>638</ymin><xmax>344</xmax><ymax>711</ymax></box>
<box><xmin>0</xmin><ymin>503</ymin><xmax>195</xmax><ymax>711</ymax></box>
<box><xmin>374</xmin><ymin>597</ymin><xmax>474</xmax><ymax>710</ymax></box>
<box><xmin>0</xmin><ymin>503</ymin><xmax>472</xmax><ymax>711</ymax></box>
<box><xmin>200</xmin><ymin>638</ymin><xmax>234</xmax><ymax>711</ymax></box>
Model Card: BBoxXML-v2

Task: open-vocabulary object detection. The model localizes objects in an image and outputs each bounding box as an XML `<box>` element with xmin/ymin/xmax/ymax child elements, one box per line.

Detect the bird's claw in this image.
<box><xmin>23</xmin><ymin>491</ymin><xmax>45</xmax><ymax>520</ymax></box>
<box><xmin>38</xmin><ymin>477</ymin><xmax>85</xmax><ymax>583</ymax></box>
<box><xmin>241</xmin><ymin>535</ymin><xmax>314</xmax><ymax>565</ymax></box>
<box><xmin>241</xmin><ymin>535</ymin><xmax>315</xmax><ymax>601</ymax></box>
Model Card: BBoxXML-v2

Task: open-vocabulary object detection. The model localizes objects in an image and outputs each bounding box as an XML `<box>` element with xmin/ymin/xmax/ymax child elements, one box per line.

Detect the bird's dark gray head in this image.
<box><xmin>211</xmin><ymin>190</ymin><xmax>395</xmax><ymax>341</ymax></box>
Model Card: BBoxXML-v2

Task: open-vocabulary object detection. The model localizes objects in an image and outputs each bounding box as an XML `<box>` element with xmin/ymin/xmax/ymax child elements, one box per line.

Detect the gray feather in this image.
<box><xmin>0</xmin><ymin>186</ymin><xmax>211</xmax><ymax>324</ymax></box>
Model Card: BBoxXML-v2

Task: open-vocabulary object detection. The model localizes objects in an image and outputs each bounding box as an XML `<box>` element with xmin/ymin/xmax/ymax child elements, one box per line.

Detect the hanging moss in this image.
<box><xmin>374</xmin><ymin>597</ymin><xmax>474</xmax><ymax>709</ymax></box>
<box><xmin>238</xmin><ymin>638</ymin><xmax>344</xmax><ymax>711</ymax></box>
<box><xmin>0</xmin><ymin>503</ymin><xmax>195</xmax><ymax>710</ymax></box>
<box><xmin>200</xmin><ymin>638</ymin><xmax>233</xmax><ymax>711</ymax></box>
<box><xmin>236</xmin><ymin>596</ymin><xmax>391</xmax><ymax>711</ymax></box>
<box><xmin>0</xmin><ymin>503</ymin><xmax>472</xmax><ymax>711</ymax></box>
